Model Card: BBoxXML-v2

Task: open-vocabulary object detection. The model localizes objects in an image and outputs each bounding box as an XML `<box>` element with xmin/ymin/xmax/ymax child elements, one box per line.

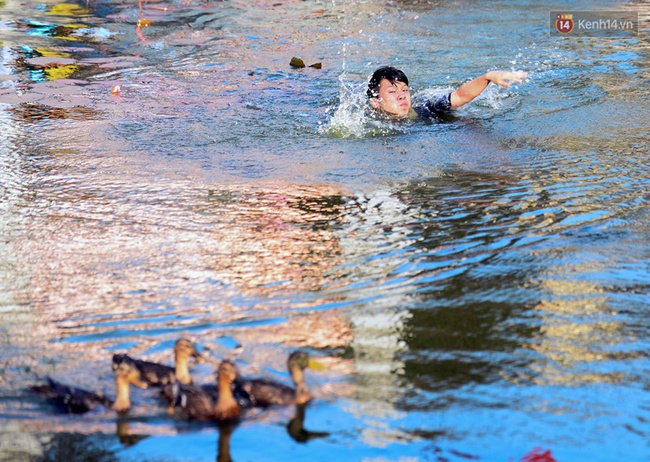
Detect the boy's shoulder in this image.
<box><xmin>413</xmin><ymin>92</ymin><xmax>454</xmax><ymax>119</ymax></box>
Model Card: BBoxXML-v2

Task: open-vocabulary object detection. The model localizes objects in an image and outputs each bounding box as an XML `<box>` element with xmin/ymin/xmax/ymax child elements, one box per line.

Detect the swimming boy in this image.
<box><xmin>367</xmin><ymin>66</ymin><xmax>528</xmax><ymax>119</ymax></box>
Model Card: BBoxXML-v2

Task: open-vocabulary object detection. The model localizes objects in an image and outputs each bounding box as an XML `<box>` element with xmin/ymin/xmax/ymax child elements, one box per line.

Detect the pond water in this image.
<box><xmin>1</xmin><ymin>0</ymin><xmax>649</xmax><ymax>460</ymax></box>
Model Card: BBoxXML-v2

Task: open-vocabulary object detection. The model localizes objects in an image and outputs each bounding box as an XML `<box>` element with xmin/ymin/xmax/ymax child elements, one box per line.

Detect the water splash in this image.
<box><xmin>322</xmin><ymin>71</ymin><xmax>412</xmax><ymax>138</ymax></box>
<box><xmin>322</xmin><ymin>73</ymin><xmax>369</xmax><ymax>138</ymax></box>
<box><xmin>324</xmin><ymin>0</ymin><xmax>367</xmax><ymax>138</ymax></box>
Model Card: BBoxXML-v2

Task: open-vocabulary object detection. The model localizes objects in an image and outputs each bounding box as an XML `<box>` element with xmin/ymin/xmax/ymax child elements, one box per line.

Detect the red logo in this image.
<box><xmin>555</xmin><ymin>13</ymin><xmax>574</xmax><ymax>34</ymax></box>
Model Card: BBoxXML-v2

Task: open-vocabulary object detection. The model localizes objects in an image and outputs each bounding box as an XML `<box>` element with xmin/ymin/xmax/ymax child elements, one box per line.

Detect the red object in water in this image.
<box><xmin>521</xmin><ymin>448</ymin><xmax>557</xmax><ymax>462</ymax></box>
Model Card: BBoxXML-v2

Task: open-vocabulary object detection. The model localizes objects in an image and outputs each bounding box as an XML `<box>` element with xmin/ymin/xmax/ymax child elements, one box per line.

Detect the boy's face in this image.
<box><xmin>370</xmin><ymin>78</ymin><xmax>412</xmax><ymax>116</ymax></box>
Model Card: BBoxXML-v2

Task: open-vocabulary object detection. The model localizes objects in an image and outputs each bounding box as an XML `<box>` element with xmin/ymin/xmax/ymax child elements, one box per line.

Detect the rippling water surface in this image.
<box><xmin>1</xmin><ymin>0</ymin><xmax>649</xmax><ymax>460</ymax></box>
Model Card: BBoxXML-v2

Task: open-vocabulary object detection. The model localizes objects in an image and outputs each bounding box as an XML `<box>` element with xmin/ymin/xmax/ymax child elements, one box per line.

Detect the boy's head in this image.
<box><xmin>367</xmin><ymin>66</ymin><xmax>412</xmax><ymax>117</ymax></box>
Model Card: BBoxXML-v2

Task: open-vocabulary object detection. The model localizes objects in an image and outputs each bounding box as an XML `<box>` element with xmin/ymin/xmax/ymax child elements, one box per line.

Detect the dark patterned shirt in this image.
<box><xmin>413</xmin><ymin>92</ymin><xmax>454</xmax><ymax>118</ymax></box>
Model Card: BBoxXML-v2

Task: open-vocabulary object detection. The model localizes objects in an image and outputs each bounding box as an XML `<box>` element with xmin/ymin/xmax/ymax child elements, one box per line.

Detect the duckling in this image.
<box><xmin>241</xmin><ymin>351</ymin><xmax>324</xmax><ymax>407</ymax></box>
<box><xmin>29</xmin><ymin>362</ymin><xmax>145</xmax><ymax>414</ymax></box>
<box><xmin>165</xmin><ymin>360</ymin><xmax>253</xmax><ymax>421</ymax></box>
<box><xmin>29</xmin><ymin>378</ymin><xmax>113</xmax><ymax>414</ymax></box>
<box><xmin>112</xmin><ymin>338</ymin><xmax>203</xmax><ymax>387</ymax></box>
<box><xmin>112</xmin><ymin>362</ymin><xmax>149</xmax><ymax>412</ymax></box>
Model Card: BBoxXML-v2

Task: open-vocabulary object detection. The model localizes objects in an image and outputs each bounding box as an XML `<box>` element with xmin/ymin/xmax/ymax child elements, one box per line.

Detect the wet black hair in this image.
<box><xmin>367</xmin><ymin>66</ymin><xmax>409</xmax><ymax>99</ymax></box>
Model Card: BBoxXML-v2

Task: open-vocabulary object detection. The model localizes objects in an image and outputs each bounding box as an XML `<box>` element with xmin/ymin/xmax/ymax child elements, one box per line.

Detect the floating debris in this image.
<box><xmin>290</xmin><ymin>57</ymin><xmax>322</xmax><ymax>69</ymax></box>
<box><xmin>289</xmin><ymin>57</ymin><xmax>305</xmax><ymax>68</ymax></box>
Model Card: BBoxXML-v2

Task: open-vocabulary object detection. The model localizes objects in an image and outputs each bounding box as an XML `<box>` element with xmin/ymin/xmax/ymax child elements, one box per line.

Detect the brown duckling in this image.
<box><xmin>112</xmin><ymin>338</ymin><xmax>203</xmax><ymax>387</ymax></box>
<box><xmin>241</xmin><ymin>351</ymin><xmax>324</xmax><ymax>407</ymax></box>
<box><xmin>29</xmin><ymin>378</ymin><xmax>113</xmax><ymax>414</ymax></box>
<box><xmin>29</xmin><ymin>362</ymin><xmax>145</xmax><ymax>414</ymax></box>
<box><xmin>165</xmin><ymin>360</ymin><xmax>253</xmax><ymax>421</ymax></box>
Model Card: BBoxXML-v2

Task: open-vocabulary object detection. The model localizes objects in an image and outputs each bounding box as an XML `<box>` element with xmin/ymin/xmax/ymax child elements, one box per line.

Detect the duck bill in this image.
<box><xmin>307</xmin><ymin>358</ymin><xmax>326</xmax><ymax>371</ymax></box>
<box><xmin>128</xmin><ymin>371</ymin><xmax>149</xmax><ymax>389</ymax></box>
<box><xmin>192</xmin><ymin>343</ymin><xmax>207</xmax><ymax>363</ymax></box>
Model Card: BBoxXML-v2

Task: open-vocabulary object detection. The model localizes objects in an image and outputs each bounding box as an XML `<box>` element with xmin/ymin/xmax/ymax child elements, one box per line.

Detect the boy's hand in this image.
<box><xmin>486</xmin><ymin>70</ymin><xmax>528</xmax><ymax>88</ymax></box>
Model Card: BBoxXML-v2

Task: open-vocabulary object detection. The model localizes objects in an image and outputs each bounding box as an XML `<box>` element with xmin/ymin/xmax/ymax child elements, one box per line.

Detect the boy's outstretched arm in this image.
<box><xmin>450</xmin><ymin>70</ymin><xmax>528</xmax><ymax>108</ymax></box>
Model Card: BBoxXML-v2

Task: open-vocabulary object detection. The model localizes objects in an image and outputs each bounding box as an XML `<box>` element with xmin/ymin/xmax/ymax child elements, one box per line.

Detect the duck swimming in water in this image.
<box><xmin>112</xmin><ymin>338</ymin><xmax>203</xmax><ymax>387</ymax></box>
<box><xmin>29</xmin><ymin>362</ymin><xmax>145</xmax><ymax>414</ymax></box>
<box><xmin>241</xmin><ymin>351</ymin><xmax>324</xmax><ymax>407</ymax></box>
<box><xmin>112</xmin><ymin>362</ymin><xmax>149</xmax><ymax>412</ymax></box>
<box><xmin>165</xmin><ymin>360</ymin><xmax>253</xmax><ymax>421</ymax></box>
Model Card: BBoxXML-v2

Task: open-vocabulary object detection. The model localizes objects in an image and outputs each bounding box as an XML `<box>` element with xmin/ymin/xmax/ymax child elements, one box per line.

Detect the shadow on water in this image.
<box><xmin>390</xmin><ymin>171</ymin><xmax>544</xmax><ymax>397</ymax></box>
<box><xmin>0</xmin><ymin>401</ymin><xmax>330</xmax><ymax>461</ymax></box>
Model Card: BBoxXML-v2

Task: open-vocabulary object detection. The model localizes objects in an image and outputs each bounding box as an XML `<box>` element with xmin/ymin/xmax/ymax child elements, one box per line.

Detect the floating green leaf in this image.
<box><xmin>290</xmin><ymin>57</ymin><xmax>305</xmax><ymax>68</ymax></box>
